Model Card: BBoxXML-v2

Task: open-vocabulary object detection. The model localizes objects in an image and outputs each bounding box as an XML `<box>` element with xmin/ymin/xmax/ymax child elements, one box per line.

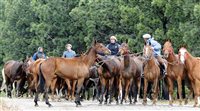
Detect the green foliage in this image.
<box><xmin>0</xmin><ymin>0</ymin><xmax>200</xmax><ymax>77</ymax></box>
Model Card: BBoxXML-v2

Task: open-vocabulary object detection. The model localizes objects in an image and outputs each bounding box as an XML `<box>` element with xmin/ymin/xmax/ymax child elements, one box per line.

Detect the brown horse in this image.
<box><xmin>26</xmin><ymin>58</ymin><xmax>76</xmax><ymax>101</ymax></box>
<box><xmin>143</xmin><ymin>45</ymin><xmax>161</xmax><ymax>105</ymax></box>
<box><xmin>163</xmin><ymin>40</ymin><xmax>191</xmax><ymax>105</ymax></box>
<box><xmin>179</xmin><ymin>47</ymin><xmax>200</xmax><ymax>107</ymax></box>
<box><xmin>118</xmin><ymin>43</ymin><xmax>143</xmax><ymax>104</ymax></box>
<box><xmin>1</xmin><ymin>60</ymin><xmax>27</xmax><ymax>97</ymax></box>
<box><xmin>25</xmin><ymin>58</ymin><xmax>45</xmax><ymax>97</ymax></box>
<box><xmin>97</xmin><ymin>55</ymin><xmax>123</xmax><ymax>104</ymax></box>
<box><xmin>35</xmin><ymin>40</ymin><xmax>111</xmax><ymax>107</ymax></box>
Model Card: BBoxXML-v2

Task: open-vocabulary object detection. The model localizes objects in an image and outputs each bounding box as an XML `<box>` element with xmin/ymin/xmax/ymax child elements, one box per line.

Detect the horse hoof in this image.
<box><xmin>184</xmin><ymin>101</ymin><xmax>188</xmax><ymax>105</ymax></box>
<box><xmin>152</xmin><ymin>103</ymin><xmax>156</xmax><ymax>106</ymax></box>
<box><xmin>78</xmin><ymin>101</ymin><xmax>82</xmax><ymax>106</ymax></box>
<box><xmin>47</xmin><ymin>103</ymin><xmax>52</xmax><ymax>107</ymax></box>
<box><xmin>116</xmin><ymin>101</ymin><xmax>119</xmax><ymax>105</ymax></box>
<box><xmin>35</xmin><ymin>104</ymin><xmax>39</xmax><ymax>107</ymax></box>
<box><xmin>142</xmin><ymin>102</ymin><xmax>147</xmax><ymax>106</ymax></box>
<box><xmin>193</xmin><ymin>104</ymin><xmax>197</xmax><ymax>107</ymax></box>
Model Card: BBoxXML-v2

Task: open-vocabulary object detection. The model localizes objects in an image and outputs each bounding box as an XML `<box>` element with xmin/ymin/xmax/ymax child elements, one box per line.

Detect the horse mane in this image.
<box><xmin>84</xmin><ymin>47</ymin><xmax>93</xmax><ymax>55</ymax></box>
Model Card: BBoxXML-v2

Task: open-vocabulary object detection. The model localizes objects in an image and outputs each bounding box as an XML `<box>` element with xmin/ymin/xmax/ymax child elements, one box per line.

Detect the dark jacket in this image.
<box><xmin>106</xmin><ymin>43</ymin><xmax>120</xmax><ymax>55</ymax></box>
<box><xmin>32</xmin><ymin>51</ymin><xmax>46</xmax><ymax>61</ymax></box>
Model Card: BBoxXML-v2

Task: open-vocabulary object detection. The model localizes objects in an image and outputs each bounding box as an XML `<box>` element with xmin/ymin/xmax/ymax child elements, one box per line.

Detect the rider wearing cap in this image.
<box><xmin>106</xmin><ymin>36</ymin><xmax>120</xmax><ymax>56</ymax></box>
<box><xmin>32</xmin><ymin>47</ymin><xmax>46</xmax><ymax>61</ymax></box>
<box><xmin>62</xmin><ymin>44</ymin><xmax>76</xmax><ymax>58</ymax></box>
<box><xmin>143</xmin><ymin>34</ymin><xmax>167</xmax><ymax>75</ymax></box>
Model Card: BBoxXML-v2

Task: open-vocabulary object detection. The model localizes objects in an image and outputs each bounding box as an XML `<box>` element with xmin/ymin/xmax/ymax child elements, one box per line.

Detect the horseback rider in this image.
<box><xmin>106</xmin><ymin>36</ymin><xmax>120</xmax><ymax>56</ymax></box>
<box><xmin>32</xmin><ymin>47</ymin><xmax>46</xmax><ymax>61</ymax></box>
<box><xmin>143</xmin><ymin>33</ymin><xmax>167</xmax><ymax>75</ymax></box>
<box><xmin>62</xmin><ymin>44</ymin><xmax>76</xmax><ymax>58</ymax></box>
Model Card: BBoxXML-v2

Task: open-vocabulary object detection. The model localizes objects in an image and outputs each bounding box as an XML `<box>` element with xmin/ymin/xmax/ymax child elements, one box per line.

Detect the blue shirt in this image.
<box><xmin>63</xmin><ymin>50</ymin><xmax>76</xmax><ymax>58</ymax></box>
<box><xmin>146</xmin><ymin>38</ymin><xmax>161</xmax><ymax>56</ymax></box>
<box><xmin>32</xmin><ymin>51</ymin><xmax>46</xmax><ymax>61</ymax></box>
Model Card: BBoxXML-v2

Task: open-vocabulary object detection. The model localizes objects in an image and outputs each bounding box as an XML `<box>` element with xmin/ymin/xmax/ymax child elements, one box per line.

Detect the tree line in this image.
<box><xmin>0</xmin><ymin>0</ymin><xmax>200</xmax><ymax>79</ymax></box>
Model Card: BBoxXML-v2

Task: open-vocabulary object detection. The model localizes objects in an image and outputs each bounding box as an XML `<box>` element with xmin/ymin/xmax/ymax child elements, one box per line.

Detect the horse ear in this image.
<box><xmin>178</xmin><ymin>44</ymin><xmax>187</xmax><ymax>50</ymax></box>
<box><xmin>92</xmin><ymin>38</ymin><xmax>97</xmax><ymax>46</ymax></box>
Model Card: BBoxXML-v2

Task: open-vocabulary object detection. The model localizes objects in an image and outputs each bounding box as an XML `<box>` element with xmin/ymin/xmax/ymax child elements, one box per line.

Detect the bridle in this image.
<box><xmin>163</xmin><ymin>46</ymin><xmax>179</xmax><ymax>65</ymax></box>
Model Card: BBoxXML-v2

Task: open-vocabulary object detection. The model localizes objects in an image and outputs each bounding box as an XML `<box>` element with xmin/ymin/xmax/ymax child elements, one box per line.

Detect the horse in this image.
<box><xmin>1</xmin><ymin>60</ymin><xmax>27</xmax><ymax>97</ymax></box>
<box><xmin>25</xmin><ymin>58</ymin><xmax>45</xmax><ymax>97</ymax></box>
<box><xmin>35</xmin><ymin>40</ymin><xmax>111</xmax><ymax>107</ymax></box>
<box><xmin>118</xmin><ymin>43</ymin><xmax>143</xmax><ymax>104</ymax></box>
<box><xmin>163</xmin><ymin>40</ymin><xmax>192</xmax><ymax>105</ymax></box>
<box><xmin>97</xmin><ymin>55</ymin><xmax>123</xmax><ymax>105</ymax></box>
<box><xmin>178</xmin><ymin>47</ymin><xmax>200</xmax><ymax>107</ymax></box>
<box><xmin>142</xmin><ymin>45</ymin><xmax>161</xmax><ymax>105</ymax></box>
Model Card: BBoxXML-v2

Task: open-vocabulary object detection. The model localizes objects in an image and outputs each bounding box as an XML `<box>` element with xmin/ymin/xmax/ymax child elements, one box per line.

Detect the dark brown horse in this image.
<box><xmin>97</xmin><ymin>55</ymin><xmax>123</xmax><ymax>104</ymax></box>
<box><xmin>1</xmin><ymin>60</ymin><xmax>27</xmax><ymax>97</ymax></box>
<box><xmin>179</xmin><ymin>47</ymin><xmax>200</xmax><ymax>107</ymax></box>
<box><xmin>118</xmin><ymin>43</ymin><xmax>143</xmax><ymax>104</ymax></box>
<box><xmin>163</xmin><ymin>40</ymin><xmax>191</xmax><ymax>105</ymax></box>
<box><xmin>143</xmin><ymin>45</ymin><xmax>161</xmax><ymax>105</ymax></box>
<box><xmin>35</xmin><ymin>40</ymin><xmax>111</xmax><ymax>107</ymax></box>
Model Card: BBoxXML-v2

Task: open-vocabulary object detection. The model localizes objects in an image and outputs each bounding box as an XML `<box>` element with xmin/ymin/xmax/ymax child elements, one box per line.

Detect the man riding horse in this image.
<box><xmin>143</xmin><ymin>34</ymin><xmax>167</xmax><ymax>76</ymax></box>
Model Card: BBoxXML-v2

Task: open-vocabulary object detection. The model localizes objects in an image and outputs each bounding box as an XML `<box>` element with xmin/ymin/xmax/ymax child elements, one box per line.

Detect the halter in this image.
<box><xmin>163</xmin><ymin>46</ymin><xmax>180</xmax><ymax>65</ymax></box>
<box><xmin>163</xmin><ymin>46</ymin><xmax>174</xmax><ymax>54</ymax></box>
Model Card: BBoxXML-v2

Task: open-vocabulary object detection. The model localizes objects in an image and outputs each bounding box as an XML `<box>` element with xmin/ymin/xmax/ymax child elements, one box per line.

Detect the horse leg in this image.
<box><xmin>124</xmin><ymin>79</ymin><xmax>130</xmax><ymax>103</ymax></box>
<box><xmin>44</xmin><ymin>87</ymin><xmax>52</xmax><ymax>107</ymax></box>
<box><xmin>133</xmin><ymin>77</ymin><xmax>141</xmax><ymax>104</ymax></box>
<box><xmin>11</xmin><ymin>81</ymin><xmax>15</xmax><ymax>98</ymax></box>
<box><xmin>143</xmin><ymin>78</ymin><xmax>148</xmax><ymax>105</ymax></box>
<box><xmin>108</xmin><ymin>77</ymin><xmax>114</xmax><ymax>104</ymax></box>
<box><xmin>50</xmin><ymin>78</ymin><xmax>57</xmax><ymax>101</ymax></box>
<box><xmin>120</xmin><ymin>77</ymin><xmax>125</xmax><ymax>104</ymax></box>
<box><xmin>99</xmin><ymin>77</ymin><xmax>106</xmax><ymax>104</ymax></box>
<box><xmin>137</xmin><ymin>77</ymin><xmax>141</xmax><ymax>103</ymax></box>
<box><xmin>43</xmin><ymin>76</ymin><xmax>53</xmax><ymax>107</ymax></box>
<box><xmin>34</xmin><ymin>90</ymin><xmax>39</xmax><ymax>107</ymax></box>
<box><xmin>167</xmin><ymin>77</ymin><xmax>174</xmax><ymax>106</ymax></box>
<box><xmin>71</xmin><ymin>80</ymin><xmax>77</xmax><ymax>100</ymax></box>
<box><xmin>16</xmin><ymin>80</ymin><xmax>21</xmax><ymax>97</ymax></box>
<box><xmin>65</xmin><ymin>79</ymin><xmax>71</xmax><ymax>100</ymax></box>
<box><xmin>152</xmin><ymin>78</ymin><xmax>158</xmax><ymax>105</ymax></box>
<box><xmin>75</xmin><ymin>78</ymin><xmax>84</xmax><ymax>107</ymax></box>
<box><xmin>118</xmin><ymin>76</ymin><xmax>122</xmax><ymax>103</ymax></box>
<box><xmin>184</xmin><ymin>83</ymin><xmax>193</xmax><ymax>105</ymax></box>
<box><xmin>177</xmin><ymin>77</ymin><xmax>183</xmax><ymax>105</ymax></box>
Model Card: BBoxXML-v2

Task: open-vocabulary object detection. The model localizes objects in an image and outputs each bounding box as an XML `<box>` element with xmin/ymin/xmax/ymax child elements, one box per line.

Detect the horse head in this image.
<box><xmin>178</xmin><ymin>47</ymin><xmax>188</xmax><ymax>64</ymax></box>
<box><xmin>119</xmin><ymin>43</ymin><xmax>130</xmax><ymax>55</ymax></box>
<box><xmin>92</xmin><ymin>40</ymin><xmax>111</xmax><ymax>55</ymax></box>
<box><xmin>163</xmin><ymin>40</ymin><xmax>174</xmax><ymax>58</ymax></box>
<box><xmin>22</xmin><ymin>57</ymin><xmax>34</xmax><ymax>74</ymax></box>
<box><xmin>143</xmin><ymin>45</ymin><xmax>154</xmax><ymax>60</ymax></box>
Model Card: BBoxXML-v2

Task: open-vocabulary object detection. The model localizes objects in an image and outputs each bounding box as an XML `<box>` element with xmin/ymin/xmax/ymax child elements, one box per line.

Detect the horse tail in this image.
<box><xmin>38</xmin><ymin>63</ymin><xmax>45</xmax><ymax>93</ymax></box>
<box><xmin>0</xmin><ymin>68</ymin><xmax>6</xmax><ymax>91</ymax></box>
